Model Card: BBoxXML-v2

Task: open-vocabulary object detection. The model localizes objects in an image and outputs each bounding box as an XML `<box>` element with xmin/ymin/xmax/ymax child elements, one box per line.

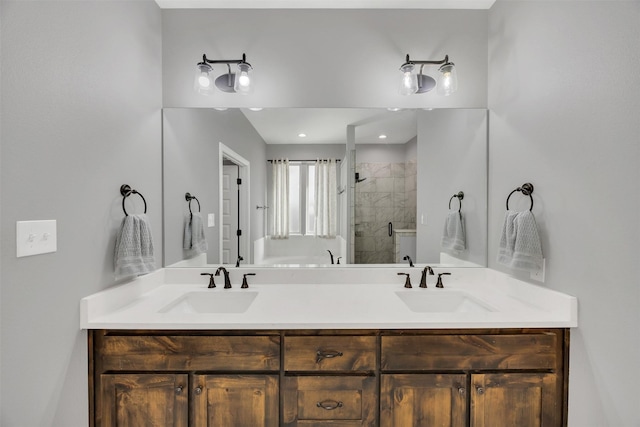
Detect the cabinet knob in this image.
<box><xmin>175</xmin><ymin>385</ymin><xmax>183</xmax><ymax>394</ymax></box>
<box><xmin>458</xmin><ymin>387</ymin><xmax>466</xmax><ymax>396</ymax></box>
<box><xmin>195</xmin><ymin>387</ymin><xmax>203</xmax><ymax>395</ymax></box>
<box><xmin>476</xmin><ymin>386</ymin><xmax>485</xmax><ymax>395</ymax></box>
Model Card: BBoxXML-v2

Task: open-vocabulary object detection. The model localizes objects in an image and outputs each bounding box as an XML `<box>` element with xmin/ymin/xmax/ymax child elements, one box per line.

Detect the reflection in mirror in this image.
<box><xmin>162</xmin><ymin>108</ymin><xmax>487</xmax><ymax>268</ymax></box>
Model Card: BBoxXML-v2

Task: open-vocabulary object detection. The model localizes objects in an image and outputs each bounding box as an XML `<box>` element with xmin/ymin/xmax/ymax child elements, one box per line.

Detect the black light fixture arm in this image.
<box><xmin>402</xmin><ymin>54</ymin><xmax>450</xmax><ymax>68</ymax></box>
<box><xmin>201</xmin><ymin>53</ymin><xmax>250</xmax><ymax>66</ymax></box>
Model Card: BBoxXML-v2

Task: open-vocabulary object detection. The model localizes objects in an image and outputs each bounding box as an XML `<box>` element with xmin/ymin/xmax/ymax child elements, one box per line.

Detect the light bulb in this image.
<box><xmin>437</xmin><ymin>62</ymin><xmax>458</xmax><ymax>96</ymax></box>
<box><xmin>198</xmin><ymin>73</ymin><xmax>211</xmax><ymax>88</ymax></box>
<box><xmin>234</xmin><ymin>62</ymin><xmax>253</xmax><ymax>94</ymax></box>
<box><xmin>194</xmin><ymin>62</ymin><xmax>214</xmax><ymax>95</ymax></box>
<box><xmin>399</xmin><ymin>63</ymin><xmax>418</xmax><ymax>96</ymax></box>
<box><xmin>238</xmin><ymin>72</ymin><xmax>250</xmax><ymax>88</ymax></box>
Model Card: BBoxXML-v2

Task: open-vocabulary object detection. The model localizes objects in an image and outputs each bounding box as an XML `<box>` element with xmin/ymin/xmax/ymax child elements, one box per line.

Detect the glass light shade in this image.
<box><xmin>437</xmin><ymin>62</ymin><xmax>458</xmax><ymax>96</ymax></box>
<box><xmin>399</xmin><ymin>63</ymin><xmax>418</xmax><ymax>96</ymax></box>
<box><xmin>234</xmin><ymin>62</ymin><xmax>253</xmax><ymax>94</ymax></box>
<box><xmin>194</xmin><ymin>63</ymin><xmax>214</xmax><ymax>95</ymax></box>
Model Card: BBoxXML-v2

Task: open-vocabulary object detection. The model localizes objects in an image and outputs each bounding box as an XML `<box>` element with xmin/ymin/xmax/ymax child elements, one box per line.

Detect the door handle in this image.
<box><xmin>388</xmin><ymin>222</ymin><xmax>393</xmax><ymax>237</ymax></box>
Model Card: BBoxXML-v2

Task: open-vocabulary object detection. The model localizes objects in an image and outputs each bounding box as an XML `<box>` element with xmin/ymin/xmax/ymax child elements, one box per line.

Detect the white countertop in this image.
<box><xmin>80</xmin><ymin>267</ymin><xmax>577</xmax><ymax>330</ymax></box>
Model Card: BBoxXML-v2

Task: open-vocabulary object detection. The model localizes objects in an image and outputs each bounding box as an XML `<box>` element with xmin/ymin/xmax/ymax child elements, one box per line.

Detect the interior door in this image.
<box><xmin>222</xmin><ymin>164</ymin><xmax>239</xmax><ymax>264</ymax></box>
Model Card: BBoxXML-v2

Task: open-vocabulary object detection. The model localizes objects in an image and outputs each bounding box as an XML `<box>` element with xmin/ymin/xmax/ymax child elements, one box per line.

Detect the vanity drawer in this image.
<box><xmin>381</xmin><ymin>332</ymin><xmax>559</xmax><ymax>371</ymax></box>
<box><xmin>97</xmin><ymin>334</ymin><xmax>280</xmax><ymax>371</ymax></box>
<box><xmin>284</xmin><ymin>336</ymin><xmax>376</xmax><ymax>372</ymax></box>
<box><xmin>283</xmin><ymin>376</ymin><xmax>377</xmax><ymax>426</ymax></box>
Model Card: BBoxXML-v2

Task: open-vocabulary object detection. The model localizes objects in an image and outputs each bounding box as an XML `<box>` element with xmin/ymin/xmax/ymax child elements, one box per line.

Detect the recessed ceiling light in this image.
<box><xmin>249</xmin><ymin>107</ymin><xmax>263</xmax><ymax>111</ymax></box>
<box><xmin>387</xmin><ymin>107</ymin><xmax>402</xmax><ymax>112</ymax></box>
<box><xmin>214</xmin><ymin>107</ymin><xmax>228</xmax><ymax>111</ymax></box>
<box><xmin>378</xmin><ymin>134</ymin><xmax>387</xmax><ymax>139</ymax></box>
<box><xmin>298</xmin><ymin>133</ymin><xmax>307</xmax><ymax>138</ymax></box>
<box><xmin>422</xmin><ymin>108</ymin><xmax>434</xmax><ymax>111</ymax></box>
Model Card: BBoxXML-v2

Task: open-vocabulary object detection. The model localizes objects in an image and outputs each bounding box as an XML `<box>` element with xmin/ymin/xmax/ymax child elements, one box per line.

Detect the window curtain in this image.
<box><xmin>315</xmin><ymin>158</ymin><xmax>337</xmax><ymax>238</ymax></box>
<box><xmin>271</xmin><ymin>159</ymin><xmax>289</xmax><ymax>239</ymax></box>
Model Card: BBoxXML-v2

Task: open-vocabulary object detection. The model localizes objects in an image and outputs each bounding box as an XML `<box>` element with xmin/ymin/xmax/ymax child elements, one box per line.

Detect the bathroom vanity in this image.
<box><xmin>82</xmin><ymin>267</ymin><xmax>576</xmax><ymax>427</ymax></box>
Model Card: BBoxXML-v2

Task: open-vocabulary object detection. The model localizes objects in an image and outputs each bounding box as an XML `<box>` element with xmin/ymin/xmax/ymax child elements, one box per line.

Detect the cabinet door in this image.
<box><xmin>193</xmin><ymin>375</ymin><xmax>278</xmax><ymax>427</ymax></box>
<box><xmin>380</xmin><ymin>374</ymin><xmax>466</xmax><ymax>427</ymax></box>
<box><xmin>98</xmin><ymin>373</ymin><xmax>188</xmax><ymax>427</ymax></box>
<box><xmin>471</xmin><ymin>373</ymin><xmax>559</xmax><ymax>427</ymax></box>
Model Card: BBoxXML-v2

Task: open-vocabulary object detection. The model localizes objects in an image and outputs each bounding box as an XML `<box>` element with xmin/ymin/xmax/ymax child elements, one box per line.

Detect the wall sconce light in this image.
<box><xmin>399</xmin><ymin>54</ymin><xmax>458</xmax><ymax>96</ymax></box>
<box><xmin>194</xmin><ymin>53</ymin><xmax>254</xmax><ymax>95</ymax></box>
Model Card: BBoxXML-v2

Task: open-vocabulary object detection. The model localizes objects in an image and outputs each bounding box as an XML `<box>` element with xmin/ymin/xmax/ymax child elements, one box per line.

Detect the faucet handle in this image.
<box><xmin>200</xmin><ymin>273</ymin><xmax>216</xmax><ymax>288</ymax></box>
<box><xmin>242</xmin><ymin>273</ymin><xmax>256</xmax><ymax>289</ymax></box>
<box><xmin>436</xmin><ymin>272</ymin><xmax>451</xmax><ymax>288</ymax></box>
<box><xmin>398</xmin><ymin>273</ymin><xmax>412</xmax><ymax>288</ymax></box>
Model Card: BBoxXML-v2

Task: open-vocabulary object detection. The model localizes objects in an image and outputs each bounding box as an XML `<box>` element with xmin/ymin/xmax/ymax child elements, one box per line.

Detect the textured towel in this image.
<box><xmin>442</xmin><ymin>211</ymin><xmax>466</xmax><ymax>251</ymax></box>
<box><xmin>114</xmin><ymin>214</ymin><xmax>155</xmax><ymax>278</ymax></box>
<box><xmin>497</xmin><ymin>210</ymin><xmax>543</xmax><ymax>272</ymax></box>
<box><xmin>183</xmin><ymin>212</ymin><xmax>208</xmax><ymax>255</ymax></box>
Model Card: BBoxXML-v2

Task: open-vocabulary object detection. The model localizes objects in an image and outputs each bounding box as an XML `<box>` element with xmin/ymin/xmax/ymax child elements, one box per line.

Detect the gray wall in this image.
<box><xmin>417</xmin><ymin>109</ymin><xmax>488</xmax><ymax>266</ymax></box>
<box><xmin>162</xmin><ymin>9</ymin><xmax>488</xmax><ymax>109</ymax></box>
<box><xmin>488</xmin><ymin>2</ymin><xmax>640</xmax><ymax>426</ymax></box>
<box><xmin>163</xmin><ymin>109</ymin><xmax>267</xmax><ymax>266</ymax></box>
<box><xmin>0</xmin><ymin>1</ymin><xmax>162</xmax><ymax>426</ymax></box>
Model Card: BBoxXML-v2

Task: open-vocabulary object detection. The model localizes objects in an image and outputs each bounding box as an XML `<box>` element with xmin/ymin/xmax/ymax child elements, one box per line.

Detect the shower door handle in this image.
<box><xmin>388</xmin><ymin>222</ymin><xmax>393</xmax><ymax>237</ymax></box>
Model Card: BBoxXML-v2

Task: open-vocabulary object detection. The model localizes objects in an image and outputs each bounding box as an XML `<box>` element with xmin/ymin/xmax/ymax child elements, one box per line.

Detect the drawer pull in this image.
<box><xmin>316</xmin><ymin>349</ymin><xmax>344</xmax><ymax>363</ymax></box>
<box><xmin>317</xmin><ymin>399</ymin><xmax>344</xmax><ymax>410</ymax></box>
<box><xmin>476</xmin><ymin>386</ymin><xmax>485</xmax><ymax>395</ymax></box>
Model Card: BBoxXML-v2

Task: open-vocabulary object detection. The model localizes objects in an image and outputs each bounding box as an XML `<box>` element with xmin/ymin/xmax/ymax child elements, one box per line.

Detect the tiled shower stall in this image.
<box><xmin>354</xmin><ymin>160</ymin><xmax>416</xmax><ymax>263</ymax></box>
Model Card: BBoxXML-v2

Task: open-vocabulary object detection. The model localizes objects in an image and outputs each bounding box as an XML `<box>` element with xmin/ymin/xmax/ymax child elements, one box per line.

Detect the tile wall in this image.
<box><xmin>354</xmin><ymin>160</ymin><xmax>417</xmax><ymax>263</ymax></box>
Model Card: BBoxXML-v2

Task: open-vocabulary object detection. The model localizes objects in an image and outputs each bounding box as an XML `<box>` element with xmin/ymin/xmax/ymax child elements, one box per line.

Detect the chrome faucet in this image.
<box><xmin>419</xmin><ymin>266</ymin><xmax>434</xmax><ymax>288</ymax></box>
<box><xmin>215</xmin><ymin>267</ymin><xmax>232</xmax><ymax>289</ymax></box>
<box><xmin>403</xmin><ymin>255</ymin><xmax>414</xmax><ymax>267</ymax></box>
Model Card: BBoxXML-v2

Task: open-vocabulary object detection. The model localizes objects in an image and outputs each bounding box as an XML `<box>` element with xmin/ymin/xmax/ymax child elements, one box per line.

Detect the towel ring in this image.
<box><xmin>506</xmin><ymin>182</ymin><xmax>534</xmax><ymax>211</ymax></box>
<box><xmin>120</xmin><ymin>184</ymin><xmax>147</xmax><ymax>216</ymax></box>
<box><xmin>448</xmin><ymin>191</ymin><xmax>464</xmax><ymax>212</ymax></box>
<box><xmin>185</xmin><ymin>192</ymin><xmax>201</xmax><ymax>214</ymax></box>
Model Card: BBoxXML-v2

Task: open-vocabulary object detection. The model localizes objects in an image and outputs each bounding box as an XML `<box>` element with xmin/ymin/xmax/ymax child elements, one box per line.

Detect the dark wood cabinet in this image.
<box><xmin>98</xmin><ymin>373</ymin><xmax>188</xmax><ymax>427</ymax></box>
<box><xmin>283</xmin><ymin>376</ymin><xmax>377</xmax><ymax>426</ymax></box>
<box><xmin>381</xmin><ymin>374</ymin><xmax>467</xmax><ymax>427</ymax></box>
<box><xmin>193</xmin><ymin>375</ymin><xmax>279</xmax><ymax>427</ymax></box>
<box><xmin>89</xmin><ymin>329</ymin><xmax>568</xmax><ymax>427</ymax></box>
<box><xmin>470</xmin><ymin>373</ymin><xmax>559</xmax><ymax>427</ymax></box>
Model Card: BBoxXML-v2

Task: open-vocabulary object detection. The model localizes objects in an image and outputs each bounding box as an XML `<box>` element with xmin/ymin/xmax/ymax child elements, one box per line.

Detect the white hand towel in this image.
<box><xmin>183</xmin><ymin>212</ymin><xmax>208</xmax><ymax>255</ymax></box>
<box><xmin>497</xmin><ymin>210</ymin><xmax>543</xmax><ymax>272</ymax></box>
<box><xmin>442</xmin><ymin>211</ymin><xmax>466</xmax><ymax>252</ymax></box>
<box><xmin>114</xmin><ymin>214</ymin><xmax>155</xmax><ymax>278</ymax></box>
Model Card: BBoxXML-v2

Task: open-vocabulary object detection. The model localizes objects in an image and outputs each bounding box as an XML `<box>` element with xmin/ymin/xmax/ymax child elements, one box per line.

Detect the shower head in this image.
<box><xmin>355</xmin><ymin>172</ymin><xmax>367</xmax><ymax>183</ymax></box>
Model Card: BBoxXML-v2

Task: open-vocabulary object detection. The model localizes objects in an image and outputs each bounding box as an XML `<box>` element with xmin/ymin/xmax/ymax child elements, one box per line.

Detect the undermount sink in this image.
<box><xmin>395</xmin><ymin>290</ymin><xmax>495</xmax><ymax>313</ymax></box>
<box><xmin>159</xmin><ymin>291</ymin><xmax>258</xmax><ymax>314</ymax></box>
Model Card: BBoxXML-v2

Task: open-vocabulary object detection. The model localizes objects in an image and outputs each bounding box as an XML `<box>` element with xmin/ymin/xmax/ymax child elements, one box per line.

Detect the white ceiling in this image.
<box><xmin>239</xmin><ymin>108</ymin><xmax>418</xmax><ymax>145</ymax></box>
<box><xmin>155</xmin><ymin>0</ymin><xmax>496</xmax><ymax>9</ymax></box>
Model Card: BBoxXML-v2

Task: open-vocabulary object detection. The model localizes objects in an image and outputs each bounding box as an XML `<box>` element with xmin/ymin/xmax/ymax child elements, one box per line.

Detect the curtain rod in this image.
<box><xmin>267</xmin><ymin>159</ymin><xmax>341</xmax><ymax>163</ymax></box>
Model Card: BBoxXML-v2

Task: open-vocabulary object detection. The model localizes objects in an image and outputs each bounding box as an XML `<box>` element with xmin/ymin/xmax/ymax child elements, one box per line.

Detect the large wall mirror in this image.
<box><xmin>163</xmin><ymin>108</ymin><xmax>487</xmax><ymax>268</ymax></box>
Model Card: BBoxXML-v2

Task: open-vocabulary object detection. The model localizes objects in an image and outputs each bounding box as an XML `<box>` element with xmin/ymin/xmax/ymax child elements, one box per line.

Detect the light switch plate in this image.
<box><xmin>16</xmin><ymin>220</ymin><xmax>57</xmax><ymax>257</ymax></box>
<box><xmin>207</xmin><ymin>213</ymin><xmax>215</xmax><ymax>227</ymax></box>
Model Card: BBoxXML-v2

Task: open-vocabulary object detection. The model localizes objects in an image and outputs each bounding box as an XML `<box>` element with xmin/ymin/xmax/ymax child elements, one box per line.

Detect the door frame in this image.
<box><xmin>219</xmin><ymin>143</ymin><xmax>251</xmax><ymax>265</ymax></box>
